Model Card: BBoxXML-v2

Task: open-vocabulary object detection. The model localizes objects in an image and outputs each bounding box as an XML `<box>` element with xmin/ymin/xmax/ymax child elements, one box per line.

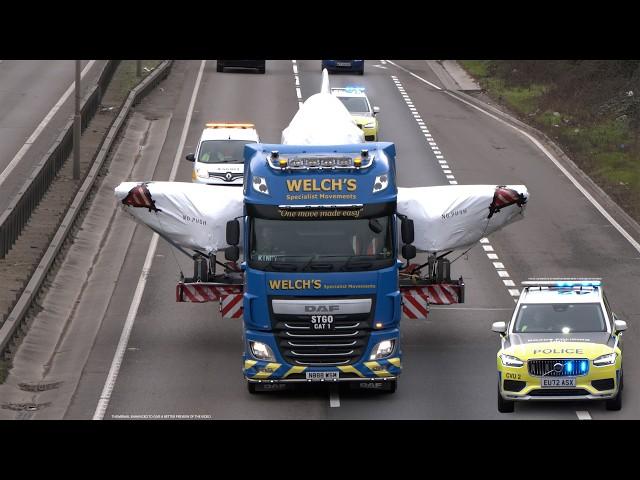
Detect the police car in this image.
<box><xmin>331</xmin><ymin>87</ymin><xmax>380</xmax><ymax>141</ymax></box>
<box><xmin>493</xmin><ymin>279</ymin><xmax>627</xmax><ymax>412</ymax></box>
<box><xmin>185</xmin><ymin>123</ymin><xmax>259</xmax><ymax>185</ymax></box>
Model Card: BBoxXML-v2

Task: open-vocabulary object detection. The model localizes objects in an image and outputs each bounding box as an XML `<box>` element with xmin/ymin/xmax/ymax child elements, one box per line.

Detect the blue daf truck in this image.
<box><xmin>198</xmin><ymin>142</ymin><xmax>463</xmax><ymax>393</ymax></box>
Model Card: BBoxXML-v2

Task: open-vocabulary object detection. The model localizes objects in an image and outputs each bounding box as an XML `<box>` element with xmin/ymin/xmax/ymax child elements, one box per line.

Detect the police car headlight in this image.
<box><xmin>593</xmin><ymin>352</ymin><xmax>617</xmax><ymax>366</ymax></box>
<box><xmin>250</xmin><ymin>341</ymin><xmax>275</xmax><ymax>361</ymax></box>
<box><xmin>252</xmin><ymin>176</ymin><xmax>269</xmax><ymax>195</ymax></box>
<box><xmin>500</xmin><ymin>354</ymin><xmax>524</xmax><ymax>368</ymax></box>
<box><xmin>196</xmin><ymin>167</ymin><xmax>209</xmax><ymax>179</ymax></box>
<box><xmin>363</xmin><ymin>121</ymin><xmax>376</xmax><ymax>129</ymax></box>
<box><xmin>373</xmin><ymin>174</ymin><xmax>389</xmax><ymax>193</ymax></box>
<box><xmin>370</xmin><ymin>339</ymin><xmax>395</xmax><ymax>360</ymax></box>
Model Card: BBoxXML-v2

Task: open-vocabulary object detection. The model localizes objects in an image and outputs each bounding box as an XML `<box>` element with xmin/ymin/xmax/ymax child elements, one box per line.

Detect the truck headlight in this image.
<box><xmin>249</xmin><ymin>341</ymin><xmax>275</xmax><ymax>361</ymax></box>
<box><xmin>370</xmin><ymin>339</ymin><xmax>395</xmax><ymax>360</ymax></box>
<box><xmin>500</xmin><ymin>354</ymin><xmax>524</xmax><ymax>368</ymax></box>
<box><xmin>593</xmin><ymin>352</ymin><xmax>617</xmax><ymax>366</ymax></box>
<box><xmin>196</xmin><ymin>167</ymin><xmax>209</xmax><ymax>179</ymax></box>
<box><xmin>252</xmin><ymin>176</ymin><xmax>269</xmax><ymax>194</ymax></box>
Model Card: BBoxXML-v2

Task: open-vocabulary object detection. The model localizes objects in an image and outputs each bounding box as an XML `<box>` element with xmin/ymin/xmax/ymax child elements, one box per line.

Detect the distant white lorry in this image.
<box><xmin>185</xmin><ymin>123</ymin><xmax>259</xmax><ymax>185</ymax></box>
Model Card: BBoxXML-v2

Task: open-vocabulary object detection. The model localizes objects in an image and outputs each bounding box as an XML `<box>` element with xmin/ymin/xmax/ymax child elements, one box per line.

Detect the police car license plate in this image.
<box><xmin>306</xmin><ymin>371</ymin><xmax>339</xmax><ymax>381</ymax></box>
<box><xmin>541</xmin><ymin>377</ymin><xmax>576</xmax><ymax>388</ymax></box>
<box><xmin>336</xmin><ymin>62</ymin><xmax>351</xmax><ymax>67</ymax></box>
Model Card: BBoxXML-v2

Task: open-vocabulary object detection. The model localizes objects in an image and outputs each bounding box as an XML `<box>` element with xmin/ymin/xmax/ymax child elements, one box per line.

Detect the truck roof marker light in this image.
<box><xmin>252</xmin><ymin>176</ymin><xmax>269</xmax><ymax>195</ymax></box>
<box><xmin>375</xmin><ymin>322</ymin><xmax>383</xmax><ymax>329</ymax></box>
<box><xmin>353</xmin><ymin>157</ymin><xmax>362</xmax><ymax>168</ymax></box>
<box><xmin>205</xmin><ymin>123</ymin><xmax>255</xmax><ymax>129</ymax></box>
<box><xmin>279</xmin><ymin>158</ymin><xmax>288</xmax><ymax>168</ymax></box>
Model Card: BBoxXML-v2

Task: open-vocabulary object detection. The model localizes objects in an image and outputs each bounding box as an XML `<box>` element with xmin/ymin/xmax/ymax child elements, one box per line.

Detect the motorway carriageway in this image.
<box><xmin>1</xmin><ymin>60</ymin><xmax>638</xmax><ymax>420</ymax></box>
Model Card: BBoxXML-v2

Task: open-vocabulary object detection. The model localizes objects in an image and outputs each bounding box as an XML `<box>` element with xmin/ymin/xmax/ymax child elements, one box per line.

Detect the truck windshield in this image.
<box><xmin>513</xmin><ymin>303</ymin><xmax>607</xmax><ymax>333</ymax></box>
<box><xmin>198</xmin><ymin>140</ymin><xmax>255</xmax><ymax>164</ymax></box>
<box><xmin>249</xmin><ymin>216</ymin><xmax>394</xmax><ymax>271</ymax></box>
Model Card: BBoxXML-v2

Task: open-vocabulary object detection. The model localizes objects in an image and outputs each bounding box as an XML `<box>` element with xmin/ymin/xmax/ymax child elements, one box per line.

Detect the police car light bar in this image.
<box><xmin>521</xmin><ymin>278</ymin><xmax>602</xmax><ymax>287</ymax></box>
<box><xmin>345</xmin><ymin>86</ymin><xmax>365</xmax><ymax>93</ymax></box>
<box><xmin>205</xmin><ymin>123</ymin><xmax>255</xmax><ymax>129</ymax></box>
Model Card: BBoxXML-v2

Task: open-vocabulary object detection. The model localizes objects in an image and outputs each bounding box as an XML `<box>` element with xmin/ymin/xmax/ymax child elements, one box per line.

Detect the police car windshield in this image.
<box><xmin>513</xmin><ymin>303</ymin><xmax>607</xmax><ymax>333</ymax></box>
<box><xmin>337</xmin><ymin>97</ymin><xmax>370</xmax><ymax>114</ymax></box>
<box><xmin>249</xmin><ymin>216</ymin><xmax>393</xmax><ymax>271</ymax></box>
<box><xmin>198</xmin><ymin>140</ymin><xmax>255</xmax><ymax>164</ymax></box>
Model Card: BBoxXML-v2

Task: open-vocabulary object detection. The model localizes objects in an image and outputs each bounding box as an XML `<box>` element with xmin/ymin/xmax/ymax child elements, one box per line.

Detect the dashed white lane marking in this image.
<box><xmin>292</xmin><ymin>60</ymin><xmax>302</xmax><ymax>108</ymax></box>
<box><xmin>576</xmin><ymin>410</ymin><xmax>591</xmax><ymax>420</ymax></box>
<box><xmin>0</xmin><ymin>60</ymin><xmax>97</xmax><ymax>188</ymax></box>
<box><xmin>392</xmin><ymin>71</ymin><xmax>523</xmax><ymax>304</ymax></box>
<box><xmin>329</xmin><ymin>386</ymin><xmax>340</xmax><ymax>408</ymax></box>
<box><xmin>93</xmin><ymin>59</ymin><xmax>207</xmax><ymax>420</ymax></box>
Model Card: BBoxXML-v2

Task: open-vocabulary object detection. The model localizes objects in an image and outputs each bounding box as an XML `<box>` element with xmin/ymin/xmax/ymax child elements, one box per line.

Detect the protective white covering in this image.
<box><xmin>397</xmin><ymin>185</ymin><xmax>529</xmax><ymax>253</ymax></box>
<box><xmin>114</xmin><ymin>181</ymin><xmax>243</xmax><ymax>255</ymax></box>
<box><xmin>281</xmin><ymin>69</ymin><xmax>364</xmax><ymax>145</ymax></box>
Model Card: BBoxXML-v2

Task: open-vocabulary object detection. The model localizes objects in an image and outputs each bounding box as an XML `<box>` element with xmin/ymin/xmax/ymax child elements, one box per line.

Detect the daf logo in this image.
<box><xmin>304</xmin><ymin>305</ymin><xmax>340</xmax><ymax>313</ymax></box>
<box><xmin>553</xmin><ymin>362</ymin><xmax>564</xmax><ymax>373</ymax></box>
<box><xmin>225</xmin><ymin>172</ymin><xmax>233</xmax><ymax>182</ymax></box>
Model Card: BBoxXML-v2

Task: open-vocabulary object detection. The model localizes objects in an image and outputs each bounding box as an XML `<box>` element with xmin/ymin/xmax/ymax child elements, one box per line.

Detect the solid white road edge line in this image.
<box><xmin>444</xmin><ymin>89</ymin><xmax>640</xmax><ymax>255</ymax></box>
<box><xmin>0</xmin><ymin>60</ymin><xmax>97</xmax><ymax>188</ymax></box>
<box><xmin>93</xmin><ymin>59</ymin><xmax>207</xmax><ymax>420</ymax></box>
<box><xmin>576</xmin><ymin>410</ymin><xmax>591</xmax><ymax>420</ymax></box>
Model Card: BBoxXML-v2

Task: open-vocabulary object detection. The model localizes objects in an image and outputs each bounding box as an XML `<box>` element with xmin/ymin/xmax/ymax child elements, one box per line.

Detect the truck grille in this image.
<box><xmin>528</xmin><ymin>359</ymin><xmax>589</xmax><ymax>377</ymax></box>
<box><xmin>270</xmin><ymin>296</ymin><xmax>373</xmax><ymax>366</ymax></box>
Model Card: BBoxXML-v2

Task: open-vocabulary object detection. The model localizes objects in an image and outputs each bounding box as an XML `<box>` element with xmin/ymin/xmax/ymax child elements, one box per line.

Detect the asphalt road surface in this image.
<box><xmin>2</xmin><ymin>60</ymin><xmax>638</xmax><ymax>420</ymax></box>
<box><xmin>0</xmin><ymin>60</ymin><xmax>104</xmax><ymax>211</ymax></box>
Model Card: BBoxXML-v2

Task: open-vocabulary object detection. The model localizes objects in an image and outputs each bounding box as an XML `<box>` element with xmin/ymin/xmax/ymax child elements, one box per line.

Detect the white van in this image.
<box><xmin>186</xmin><ymin>123</ymin><xmax>259</xmax><ymax>185</ymax></box>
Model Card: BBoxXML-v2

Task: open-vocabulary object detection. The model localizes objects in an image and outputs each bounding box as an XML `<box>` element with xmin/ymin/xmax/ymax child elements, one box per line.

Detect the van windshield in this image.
<box><xmin>198</xmin><ymin>140</ymin><xmax>256</xmax><ymax>164</ymax></box>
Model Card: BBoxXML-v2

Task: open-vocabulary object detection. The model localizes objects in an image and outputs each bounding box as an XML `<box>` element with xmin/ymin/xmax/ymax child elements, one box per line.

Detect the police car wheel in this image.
<box><xmin>385</xmin><ymin>379</ymin><xmax>397</xmax><ymax>394</ymax></box>
<box><xmin>497</xmin><ymin>384</ymin><xmax>515</xmax><ymax>413</ymax></box>
<box><xmin>605</xmin><ymin>373</ymin><xmax>623</xmax><ymax>410</ymax></box>
<box><xmin>247</xmin><ymin>382</ymin><xmax>258</xmax><ymax>394</ymax></box>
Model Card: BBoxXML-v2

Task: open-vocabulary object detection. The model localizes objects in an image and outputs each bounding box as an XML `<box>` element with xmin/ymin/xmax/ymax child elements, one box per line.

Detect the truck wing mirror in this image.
<box><xmin>185</xmin><ymin>153</ymin><xmax>195</xmax><ymax>162</ymax></box>
<box><xmin>225</xmin><ymin>246</ymin><xmax>240</xmax><ymax>262</ymax></box>
<box><xmin>401</xmin><ymin>218</ymin><xmax>414</xmax><ymax>244</ymax></box>
<box><xmin>401</xmin><ymin>244</ymin><xmax>416</xmax><ymax>261</ymax></box>
<box><xmin>226</xmin><ymin>219</ymin><xmax>240</xmax><ymax>246</ymax></box>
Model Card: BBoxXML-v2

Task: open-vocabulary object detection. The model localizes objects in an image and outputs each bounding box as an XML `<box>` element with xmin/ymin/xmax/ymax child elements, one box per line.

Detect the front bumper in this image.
<box><xmin>498</xmin><ymin>363</ymin><xmax>621</xmax><ymax>401</ymax></box>
<box><xmin>243</xmin><ymin>329</ymin><xmax>401</xmax><ymax>384</ymax></box>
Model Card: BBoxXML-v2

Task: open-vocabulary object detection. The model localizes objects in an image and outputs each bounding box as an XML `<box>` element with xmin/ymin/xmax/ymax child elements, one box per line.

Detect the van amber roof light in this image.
<box><xmin>205</xmin><ymin>123</ymin><xmax>255</xmax><ymax>129</ymax></box>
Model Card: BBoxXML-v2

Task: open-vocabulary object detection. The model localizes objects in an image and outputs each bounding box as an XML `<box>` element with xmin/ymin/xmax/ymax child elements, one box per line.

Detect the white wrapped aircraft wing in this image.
<box><xmin>114</xmin><ymin>181</ymin><xmax>243</xmax><ymax>255</ymax></box>
<box><xmin>397</xmin><ymin>185</ymin><xmax>529</xmax><ymax>253</ymax></box>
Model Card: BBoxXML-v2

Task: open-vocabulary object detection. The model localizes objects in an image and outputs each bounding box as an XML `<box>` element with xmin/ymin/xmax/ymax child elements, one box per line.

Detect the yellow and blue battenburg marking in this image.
<box><xmin>244</xmin><ymin>358</ymin><xmax>402</xmax><ymax>380</ymax></box>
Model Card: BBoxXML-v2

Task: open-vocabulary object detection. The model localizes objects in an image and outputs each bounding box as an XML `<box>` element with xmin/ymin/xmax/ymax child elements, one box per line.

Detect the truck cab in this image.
<box><xmin>229</xmin><ymin>142</ymin><xmax>414</xmax><ymax>393</ymax></box>
<box><xmin>185</xmin><ymin>123</ymin><xmax>259</xmax><ymax>186</ymax></box>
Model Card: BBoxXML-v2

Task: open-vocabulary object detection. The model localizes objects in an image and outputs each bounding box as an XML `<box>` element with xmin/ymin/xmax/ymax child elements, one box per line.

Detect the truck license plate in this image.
<box><xmin>306</xmin><ymin>371</ymin><xmax>339</xmax><ymax>381</ymax></box>
<box><xmin>541</xmin><ymin>377</ymin><xmax>576</xmax><ymax>388</ymax></box>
